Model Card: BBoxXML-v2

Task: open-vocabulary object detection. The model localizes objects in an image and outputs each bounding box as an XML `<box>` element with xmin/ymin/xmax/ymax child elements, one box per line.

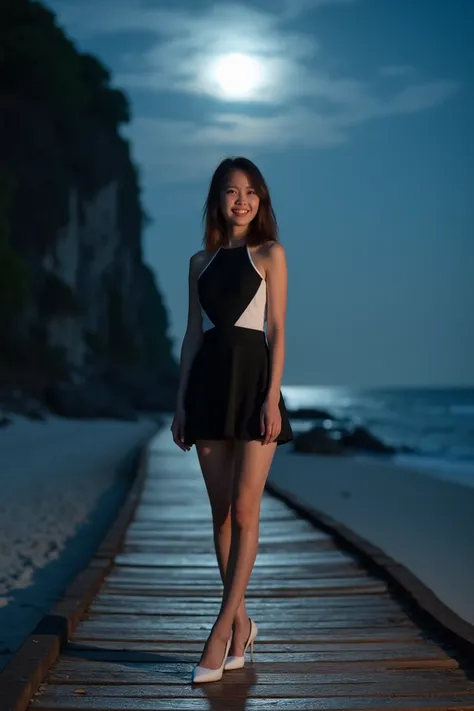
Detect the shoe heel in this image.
<box><xmin>250</xmin><ymin>640</ymin><xmax>254</xmax><ymax>662</ymax></box>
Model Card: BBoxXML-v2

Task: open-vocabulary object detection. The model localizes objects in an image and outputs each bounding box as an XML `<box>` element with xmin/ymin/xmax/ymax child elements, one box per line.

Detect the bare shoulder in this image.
<box><xmin>267</xmin><ymin>240</ymin><xmax>285</xmax><ymax>255</ymax></box>
<box><xmin>189</xmin><ymin>249</ymin><xmax>209</xmax><ymax>275</ymax></box>
<box><xmin>260</xmin><ymin>240</ymin><xmax>286</xmax><ymax>265</ymax></box>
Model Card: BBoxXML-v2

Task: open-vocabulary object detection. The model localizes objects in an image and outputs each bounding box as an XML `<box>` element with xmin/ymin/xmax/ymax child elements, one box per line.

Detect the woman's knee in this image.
<box><xmin>205</xmin><ymin>477</ymin><xmax>233</xmax><ymax>528</ymax></box>
<box><xmin>231</xmin><ymin>493</ymin><xmax>260</xmax><ymax>531</ymax></box>
<box><xmin>196</xmin><ymin>439</ymin><xmax>235</xmax><ymax>527</ymax></box>
<box><xmin>210</xmin><ymin>499</ymin><xmax>232</xmax><ymax>529</ymax></box>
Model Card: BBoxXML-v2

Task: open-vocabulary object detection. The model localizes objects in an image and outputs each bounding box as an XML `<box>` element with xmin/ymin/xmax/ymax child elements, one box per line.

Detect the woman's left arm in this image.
<box><xmin>261</xmin><ymin>241</ymin><xmax>288</xmax><ymax>444</ymax></box>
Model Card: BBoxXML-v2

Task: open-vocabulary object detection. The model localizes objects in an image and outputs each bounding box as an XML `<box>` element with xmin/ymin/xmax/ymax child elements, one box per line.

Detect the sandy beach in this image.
<box><xmin>268</xmin><ymin>447</ymin><xmax>474</xmax><ymax>627</ymax></box>
<box><xmin>0</xmin><ymin>413</ymin><xmax>161</xmax><ymax>671</ymax></box>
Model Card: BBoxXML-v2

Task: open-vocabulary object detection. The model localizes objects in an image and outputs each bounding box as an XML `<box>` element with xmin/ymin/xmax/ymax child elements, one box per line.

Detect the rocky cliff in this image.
<box><xmin>0</xmin><ymin>0</ymin><xmax>178</xmax><ymax>418</ymax></box>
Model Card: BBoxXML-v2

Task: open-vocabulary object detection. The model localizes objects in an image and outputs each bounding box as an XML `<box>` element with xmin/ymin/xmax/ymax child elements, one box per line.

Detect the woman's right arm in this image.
<box><xmin>175</xmin><ymin>252</ymin><xmax>204</xmax><ymax>413</ymax></box>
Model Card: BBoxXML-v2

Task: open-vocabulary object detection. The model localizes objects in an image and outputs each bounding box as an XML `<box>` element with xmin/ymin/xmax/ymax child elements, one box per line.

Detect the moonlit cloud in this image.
<box><xmin>122</xmin><ymin>79</ymin><xmax>458</xmax><ymax>184</ymax></box>
<box><xmin>48</xmin><ymin>0</ymin><xmax>460</xmax><ymax>182</ymax></box>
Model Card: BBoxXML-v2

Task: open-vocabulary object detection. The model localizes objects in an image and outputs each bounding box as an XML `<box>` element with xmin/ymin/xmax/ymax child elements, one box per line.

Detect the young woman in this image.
<box><xmin>171</xmin><ymin>156</ymin><xmax>293</xmax><ymax>683</ymax></box>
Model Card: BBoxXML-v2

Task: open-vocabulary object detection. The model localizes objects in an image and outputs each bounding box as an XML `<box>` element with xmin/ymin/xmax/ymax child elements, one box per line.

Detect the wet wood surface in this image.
<box><xmin>29</xmin><ymin>432</ymin><xmax>474</xmax><ymax>710</ymax></box>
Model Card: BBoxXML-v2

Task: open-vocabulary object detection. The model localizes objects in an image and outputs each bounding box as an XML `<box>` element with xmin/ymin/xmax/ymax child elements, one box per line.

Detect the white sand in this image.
<box><xmin>0</xmin><ymin>413</ymin><xmax>160</xmax><ymax>671</ymax></box>
<box><xmin>268</xmin><ymin>448</ymin><xmax>474</xmax><ymax>626</ymax></box>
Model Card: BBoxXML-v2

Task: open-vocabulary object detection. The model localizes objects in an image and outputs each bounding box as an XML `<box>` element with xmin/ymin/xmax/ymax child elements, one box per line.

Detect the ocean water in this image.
<box><xmin>281</xmin><ymin>386</ymin><xmax>474</xmax><ymax>487</ymax></box>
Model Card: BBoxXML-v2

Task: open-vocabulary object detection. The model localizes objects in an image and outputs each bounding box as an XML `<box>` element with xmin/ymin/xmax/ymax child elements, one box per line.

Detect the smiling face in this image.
<box><xmin>220</xmin><ymin>169</ymin><xmax>260</xmax><ymax>235</ymax></box>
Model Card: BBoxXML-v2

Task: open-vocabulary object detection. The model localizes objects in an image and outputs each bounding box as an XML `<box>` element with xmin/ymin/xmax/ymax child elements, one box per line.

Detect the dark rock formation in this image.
<box><xmin>293</xmin><ymin>424</ymin><xmax>397</xmax><ymax>455</ymax></box>
<box><xmin>341</xmin><ymin>426</ymin><xmax>396</xmax><ymax>454</ymax></box>
<box><xmin>0</xmin><ymin>0</ymin><xmax>178</xmax><ymax>417</ymax></box>
<box><xmin>293</xmin><ymin>427</ymin><xmax>345</xmax><ymax>455</ymax></box>
<box><xmin>286</xmin><ymin>407</ymin><xmax>333</xmax><ymax>420</ymax></box>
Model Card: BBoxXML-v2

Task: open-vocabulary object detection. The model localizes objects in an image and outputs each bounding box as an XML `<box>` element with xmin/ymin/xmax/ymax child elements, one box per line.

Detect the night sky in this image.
<box><xmin>45</xmin><ymin>0</ymin><xmax>474</xmax><ymax>387</ymax></box>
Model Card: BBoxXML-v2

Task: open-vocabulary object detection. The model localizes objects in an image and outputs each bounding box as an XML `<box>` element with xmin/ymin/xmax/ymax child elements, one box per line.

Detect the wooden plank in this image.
<box><xmin>28</xmin><ymin>693</ymin><xmax>474</xmax><ymax>710</ymax></box>
<box><xmin>91</xmin><ymin>593</ymin><xmax>399</xmax><ymax>609</ymax></box>
<box><xmin>79</xmin><ymin>613</ymin><xmax>417</xmax><ymax>629</ymax></box>
<box><xmin>106</xmin><ymin>560</ymin><xmax>365</xmax><ymax>576</ymax></box>
<box><xmin>112</xmin><ymin>551</ymin><xmax>363</xmax><ymax>567</ymax></box>
<box><xmin>33</xmin><ymin>678</ymin><xmax>474</xmax><ymax>697</ymax></box>
<box><xmin>49</xmin><ymin>648</ymin><xmax>459</xmax><ymax>680</ymax></box>
<box><xmin>132</xmin><ymin>505</ymin><xmax>298</xmax><ymax>521</ymax></box>
<box><xmin>125</xmin><ymin>518</ymin><xmax>320</xmax><ymax>534</ymax></box>
<box><xmin>124</xmin><ymin>530</ymin><xmax>332</xmax><ymax>544</ymax></box>
<box><xmin>73</xmin><ymin>618</ymin><xmax>419</xmax><ymax>640</ymax></box>
<box><xmin>88</xmin><ymin>600</ymin><xmax>402</xmax><ymax>617</ymax></box>
<box><xmin>104</xmin><ymin>576</ymin><xmax>381</xmax><ymax>590</ymax></box>
<box><xmin>89</xmin><ymin>599</ymin><xmax>394</xmax><ymax>612</ymax></box>
<box><xmin>64</xmin><ymin>629</ymin><xmax>426</xmax><ymax>649</ymax></box>
<box><xmin>60</xmin><ymin>648</ymin><xmax>457</xmax><ymax>669</ymax></box>
<box><xmin>99</xmin><ymin>583</ymin><xmax>389</xmax><ymax>597</ymax></box>
<box><xmin>62</xmin><ymin>640</ymin><xmax>441</xmax><ymax>657</ymax></box>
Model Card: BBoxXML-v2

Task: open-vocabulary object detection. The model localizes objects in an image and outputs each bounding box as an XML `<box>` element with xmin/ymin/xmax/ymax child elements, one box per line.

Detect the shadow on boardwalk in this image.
<box><xmin>28</xmin><ymin>428</ymin><xmax>474</xmax><ymax>710</ymax></box>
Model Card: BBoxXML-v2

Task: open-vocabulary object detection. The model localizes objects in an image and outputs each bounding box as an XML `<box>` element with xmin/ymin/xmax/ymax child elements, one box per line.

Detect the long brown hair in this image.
<box><xmin>202</xmin><ymin>157</ymin><xmax>279</xmax><ymax>252</ymax></box>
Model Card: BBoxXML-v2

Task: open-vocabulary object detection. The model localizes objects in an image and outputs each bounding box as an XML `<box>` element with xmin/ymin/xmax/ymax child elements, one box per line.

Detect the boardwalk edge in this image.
<box><xmin>265</xmin><ymin>478</ymin><xmax>474</xmax><ymax>660</ymax></box>
<box><xmin>0</xmin><ymin>428</ymin><xmax>158</xmax><ymax>711</ymax></box>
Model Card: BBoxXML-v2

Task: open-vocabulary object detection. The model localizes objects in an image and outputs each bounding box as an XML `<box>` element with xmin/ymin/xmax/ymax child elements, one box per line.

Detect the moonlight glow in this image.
<box><xmin>210</xmin><ymin>53</ymin><xmax>265</xmax><ymax>99</ymax></box>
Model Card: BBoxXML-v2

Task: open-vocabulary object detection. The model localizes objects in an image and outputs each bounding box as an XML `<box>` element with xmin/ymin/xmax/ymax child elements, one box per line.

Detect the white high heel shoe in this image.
<box><xmin>224</xmin><ymin>618</ymin><xmax>258</xmax><ymax>671</ymax></box>
<box><xmin>191</xmin><ymin>636</ymin><xmax>232</xmax><ymax>683</ymax></box>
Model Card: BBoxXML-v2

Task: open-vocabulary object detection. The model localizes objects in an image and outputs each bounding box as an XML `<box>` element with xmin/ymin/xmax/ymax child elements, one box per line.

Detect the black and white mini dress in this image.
<box><xmin>184</xmin><ymin>243</ymin><xmax>293</xmax><ymax>446</ymax></box>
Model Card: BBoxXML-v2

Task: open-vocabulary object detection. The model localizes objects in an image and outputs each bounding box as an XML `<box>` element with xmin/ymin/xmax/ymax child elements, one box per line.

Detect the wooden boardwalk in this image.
<box><xmin>28</xmin><ymin>430</ymin><xmax>474</xmax><ymax>710</ymax></box>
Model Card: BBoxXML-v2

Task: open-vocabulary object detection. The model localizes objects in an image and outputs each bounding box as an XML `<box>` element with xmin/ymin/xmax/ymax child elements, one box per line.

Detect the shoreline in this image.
<box><xmin>283</xmin><ymin>384</ymin><xmax>474</xmax><ymax>467</ymax></box>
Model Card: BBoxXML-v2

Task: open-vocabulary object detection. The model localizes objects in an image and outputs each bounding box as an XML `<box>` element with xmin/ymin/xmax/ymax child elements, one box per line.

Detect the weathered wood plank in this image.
<box><xmin>35</xmin><ymin>677</ymin><xmax>474</xmax><ymax>697</ymax></box>
<box><xmin>49</xmin><ymin>645</ymin><xmax>460</xmax><ymax>688</ymax></box>
<box><xmin>91</xmin><ymin>594</ymin><xmax>398</xmax><ymax>610</ymax></box>
<box><xmin>99</xmin><ymin>587</ymin><xmax>390</xmax><ymax>600</ymax></box>
<box><xmin>72</xmin><ymin>620</ymin><xmax>420</xmax><ymax>642</ymax></box>
<box><xmin>102</xmin><ymin>580</ymin><xmax>386</xmax><ymax>594</ymax></box>
<box><xmin>59</xmin><ymin>648</ymin><xmax>457</xmax><ymax>669</ymax></box>
<box><xmin>132</xmin><ymin>504</ymin><xmax>298</xmax><ymax>521</ymax></box>
<box><xmin>124</xmin><ymin>530</ymin><xmax>331</xmax><ymax>545</ymax></box>
<box><xmin>112</xmin><ymin>551</ymin><xmax>366</xmax><ymax>568</ymax></box>
<box><xmin>125</xmin><ymin>518</ymin><xmax>321</xmax><ymax>534</ymax></box>
<box><xmin>29</xmin><ymin>693</ymin><xmax>474</xmax><ymax>710</ymax></box>
<box><xmin>65</xmin><ymin>629</ymin><xmax>426</xmax><ymax>650</ymax></box>
<box><xmin>79</xmin><ymin>613</ymin><xmax>417</xmax><ymax>630</ymax></box>
<box><xmin>85</xmin><ymin>607</ymin><xmax>407</xmax><ymax>623</ymax></box>
<box><xmin>105</xmin><ymin>561</ymin><xmax>366</xmax><ymax>577</ymax></box>
<box><xmin>88</xmin><ymin>601</ymin><xmax>403</xmax><ymax>618</ymax></box>
<box><xmin>60</xmin><ymin>641</ymin><xmax>449</xmax><ymax>659</ymax></box>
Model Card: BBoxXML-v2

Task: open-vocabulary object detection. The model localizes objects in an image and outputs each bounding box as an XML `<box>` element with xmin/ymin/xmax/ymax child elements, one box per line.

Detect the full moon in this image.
<box><xmin>210</xmin><ymin>53</ymin><xmax>264</xmax><ymax>99</ymax></box>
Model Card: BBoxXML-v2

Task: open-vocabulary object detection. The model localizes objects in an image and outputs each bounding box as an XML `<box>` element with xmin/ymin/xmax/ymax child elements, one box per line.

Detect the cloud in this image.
<box><xmin>383</xmin><ymin>81</ymin><xmax>458</xmax><ymax>116</ymax></box>
<box><xmin>49</xmin><ymin>0</ymin><xmax>460</xmax><ymax>183</ymax></box>
<box><xmin>123</xmin><ymin>77</ymin><xmax>459</xmax><ymax>184</ymax></box>
<box><xmin>379</xmin><ymin>65</ymin><xmax>415</xmax><ymax>77</ymax></box>
<box><xmin>52</xmin><ymin>0</ymin><xmax>355</xmax><ymax>33</ymax></box>
<box><xmin>120</xmin><ymin>104</ymin><xmax>350</xmax><ymax>184</ymax></box>
<box><xmin>278</xmin><ymin>0</ymin><xmax>356</xmax><ymax>21</ymax></box>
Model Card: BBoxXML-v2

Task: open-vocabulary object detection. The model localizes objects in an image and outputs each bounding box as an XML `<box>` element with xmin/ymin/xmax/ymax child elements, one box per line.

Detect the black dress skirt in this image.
<box><xmin>183</xmin><ymin>244</ymin><xmax>293</xmax><ymax>446</ymax></box>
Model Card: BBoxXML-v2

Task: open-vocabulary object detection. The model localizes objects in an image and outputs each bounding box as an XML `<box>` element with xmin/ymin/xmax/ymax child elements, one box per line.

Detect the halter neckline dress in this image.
<box><xmin>183</xmin><ymin>242</ymin><xmax>293</xmax><ymax>446</ymax></box>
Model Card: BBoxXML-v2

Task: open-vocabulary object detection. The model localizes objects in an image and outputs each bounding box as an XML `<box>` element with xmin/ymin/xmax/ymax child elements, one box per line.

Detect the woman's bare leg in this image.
<box><xmin>196</xmin><ymin>440</ymin><xmax>277</xmax><ymax>669</ymax></box>
<box><xmin>195</xmin><ymin>440</ymin><xmax>249</xmax><ymax>663</ymax></box>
